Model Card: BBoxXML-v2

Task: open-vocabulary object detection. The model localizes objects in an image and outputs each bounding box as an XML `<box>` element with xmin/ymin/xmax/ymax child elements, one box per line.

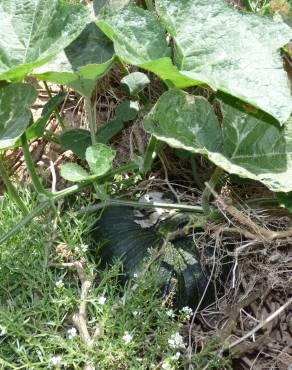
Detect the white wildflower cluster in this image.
<box><xmin>181</xmin><ymin>306</ymin><xmax>193</xmax><ymax>320</ymax></box>
<box><xmin>168</xmin><ymin>332</ymin><xmax>185</xmax><ymax>349</ymax></box>
<box><xmin>50</xmin><ymin>355</ymin><xmax>62</xmax><ymax>366</ymax></box>
<box><xmin>98</xmin><ymin>295</ymin><xmax>106</xmax><ymax>305</ymax></box>
<box><xmin>80</xmin><ymin>244</ymin><xmax>89</xmax><ymax>253</ymax></box>
<box><xmin>161</xmin><ymin>361</ymin><xmax>174</xmax><ymax>370</ymax></box>
<box><xmin>166</xmin><ymin>308</ymin><xmax>175</xmax><ymax>318</ymax></box>
<box><xmin>0</xmin><ymin>325</ymin><xmax>7</xmax><ymax>336</ymax></box>
<box><xmin>55</xmin><ymin>280</ymin><xmax>64</xmax><ymax>288</ymax></box>
<box><xmin>172</xmin><ymin>352</ymin><xmax>181</xmax><ymax>360</ymax></box>
<box><xmin>132</xmin><ymin>310</ymin><xmax>141</xmax><ymax>316</ymax></box>
<box><xmin>122</xmin><ymin>331</ymin><xmax>133</xmax><ymax>344</ymax></box>
<box><xmin>67</xmin><ymin>327</ymin><xmax>77</xmax><ymax>340</ymax></box>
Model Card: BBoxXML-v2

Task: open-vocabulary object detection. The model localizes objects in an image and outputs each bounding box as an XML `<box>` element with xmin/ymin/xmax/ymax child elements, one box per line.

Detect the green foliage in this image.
<box><xmin>60</xmin><ymin>163</ymin><xmax>91</xmax><ymax>182</ymax></box>
<box><xmin>61</xmin><ymin>143</ymin><xmax>116</xmax><ymax>182</ymax></box>
<box><xmin>33</xmin><ymin>22</ymin><xmax>115</xmax><ymax>97</ymax></box>
<box><xmin>26</xmin><ymin>92</ymin><xmax>66</xmax><ymax>140</ymax></box>
<box><xmin>145</xmin><ymin>90</ymin><xmax>292</xmax><ymax>192</ymax></box>
<box><xmin>0</xmin><ymin>192</ymin><xmax>229</xmax><ymax>369</ymax></box>
<box><xmin>156</xmin><ymin>0</ymin><xmax>292</xmax><ymax>123</ymax></box>
<box><xmin>86</xmin><ymin>143</ymin><xmax>116</xmax><ymax>176</ymax></box>
<box><xmin>121</xmin><ymin>71</ymin><xmax>150</xmax><ymax>96</ymax></box>
<box><xmin>116</xmin><ymin>100</ymin><xmax>140</xmax><ymax>121</ymax></box>
<box><xmin>0</xmin><ymin>0</ymin><xmax>89</xmax><ymax>82</ymax></box>
<box><xmin>97</xmin><ymin>7</ymin><xmax>192</xmax><ymax>88</ymax></box>
<box><xmin>0</xmin><ymin>83</ymin><xmax>37</xmax><ymax>149</ymax></box>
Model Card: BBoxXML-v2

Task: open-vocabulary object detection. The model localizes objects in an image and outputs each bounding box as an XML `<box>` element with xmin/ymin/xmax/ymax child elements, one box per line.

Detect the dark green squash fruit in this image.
<box><xmin>91</xmin><ymin>205</ymin><xmax>229</xmax><ymax>309</ymax></box>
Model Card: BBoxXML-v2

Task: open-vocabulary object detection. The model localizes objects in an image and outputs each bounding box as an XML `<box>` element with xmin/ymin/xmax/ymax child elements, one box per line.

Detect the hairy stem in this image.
<box><xmin>201</xmin><ymin>166</ymin><xmax>223</xmax><ymax>214</ymax></box>
<box><xmin>84</xmin><ymin>96</ymin><xmax>96</xmax><ymax>145</ymax></box>
<box><xmin>0</xmin><ymin>155</ymin><xmax>29</xmax><ymax>216</ymax></box>
<box><xmin>143</xmin><ymin>135</ymin><xmax>158</xmax><ymax>173</ymax></box>
<box><xmin>21</xmin><ymin>133</ymin><xmax>49</xmax><ymax>195</ymax></box>
<box><xmin>0</xmin><ymin>162</ymin><xmax>139</xmax><ymax>244</ymax></box>
<box><xmin>43</xmin><ymin>81</ymin><xmax>66</xmax><ymax>131</ymax></box>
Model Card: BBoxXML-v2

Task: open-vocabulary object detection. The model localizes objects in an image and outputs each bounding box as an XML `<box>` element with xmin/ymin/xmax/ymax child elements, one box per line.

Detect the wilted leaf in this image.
<box><xmin>121</xmin><ymin>71</ymin><xmax>150</xmax><ymax>96</ymax></box>
<box><xmin>86</xmin><ymin>143</ymin><xmax>116</xmax><ymax>176</ymax></box>
<box><xmin>156</xmin><ymin>0</ymin><xmax>292</xmax><ymax>123</ymax></box>
<box><xmin>33</xmin><ymin>23</ymin><xmax>115</xmax><ymax>97</ymax></box>
<box><xmin>0</xmin><ymin>83</ymin><xmax>37</xmax><ymax>150</ymax></box>
<box><xmin>60</xmin><ymin>163</ymin><xmax>90</xmax><ymax>182</ymax></box>
<box><xmin>0</xmin><ymin>0</ymin><xmax>89</xmax><ymax>81</ymax></box>
<box><xmin>144</xmin><ymin>90</ymin><xmax>292</xmax><ymax>192</ymax></box>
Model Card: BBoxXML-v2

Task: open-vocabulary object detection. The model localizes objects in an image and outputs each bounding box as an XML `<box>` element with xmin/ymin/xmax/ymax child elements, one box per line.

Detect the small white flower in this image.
<box><xmin>172</xmin><ymin>352</ymin><xmax>181</xmax><ymax>360</ymax></box>
<box><xmin>122</xmin><ymin>331</ymin><xmax>133</xmax><ymax>344</ymax></box>
<box><xmin>133</xmin><ymin>272</ymin><xmax>138</xmax><ymax>278</ymax></box>
<box><xmin>181</xmin><ymin>306</ymin><xmax>193</xmax><ymax>320</ymax></box>
<box><xmin>50</xmin><ymin>355</ymin><xmax>62</xmax><ymax>366</ymax></box>
<box><xmin>168</xmin><ymin>332</ymin><xmax>185</xmax><ymax>349</ymax></box>
<box><xmin>132</xmin><ymin>310</ymin><xmax>140</xmax><ymax>316</ymax></box>
<box><xmin>166</xmin><ymin>309</ymin><xmax>175</xmax><ymax>318</ymax></box>
<box><xmin>67</xmin><ymin>327</ymin><xmax>77</xmax><ymax>339</ymax></box>
<box><xmin>0</xmin><ymin>325</ymin><xmax>7</xmax><ymax>336</ymax></box>
<box><xmin>55</xmin><ymin>280</ymin><xmax>64</xmax><ymax>288</ymax></box>
<box><xmin>98</xmin><ymin>296</ymin><xmax>106</xmax><ymax>305</ymax></box>
<box><xmin>80</xmin><ymin>244</ymin><xmax>88</xmax><ymax>253</ymax></box>
<box><xmin>161</xmin><ymin>361</ymin><xmax>174</xmax><ymax>370</ymax></box>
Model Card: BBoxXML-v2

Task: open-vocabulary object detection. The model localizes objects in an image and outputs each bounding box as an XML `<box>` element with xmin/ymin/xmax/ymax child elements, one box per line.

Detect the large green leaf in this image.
<box><xmin>33</xmin><ymin>23</ymin><xmax>115</xmax><ymax>97</ymax></box>
<box><xmin>0</xmin><ymin>0</ymin><xmax>89</xmax><ymax>81</ymax></box>
<box><xmin>0</xmin><ymin>83</ymin><xmax>37</xmax><ymax>150</ymax></box>
<box><xmin>155</xmin><ymin>0</ymin><xmax>292</xmax><ymax>124</ymax></box>
<box><xmin>144</xmin><ymin>90</ymin><xmax>292</xmax><ymax>192</ymax></box>
<box><xmin>97</xmin><ymin>7</ymin><xmax>193</xmax><ymax>88</ymax></box>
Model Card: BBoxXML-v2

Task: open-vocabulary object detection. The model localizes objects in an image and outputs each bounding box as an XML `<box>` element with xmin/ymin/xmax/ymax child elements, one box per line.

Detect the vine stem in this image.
<box><xmin>0</xmin><ymin>155</ymin><xmax>29</xmax><ymax>216</ymax></box>
<box><xmin>21</xmin><ymin>133</ymin><xmax>50</xmax><ymax>195</ymax></box>
<box><xmin>143</xmin><ymin>135</ymin><xmax>158</xmax><ymax>173</ymax></box>
<box><xmin>43</xmin><ymin>81</ymin><xmax>66</xmax><ymax>131</ymax></box>
<box><xmin>201</xmin><ymin>166</ymin><xmax>223</xmax><ymax>214</ymax></box>
<box><xmin>145</xmin><ymin>0</ymin><xmax>154</xmax><ymax>11</ymax></box>
<box><xmin>0</xmin><ymin>162</ymin><xmax>139</xmax><ymax>245</ymax></box>
<box><xmin>77</xmin><ymin>199</ymin><xmax>203</xmax><ymax>215</ymax></box>
<box><xmin>84</xmin><ymin>96</ymin><xmax>96</xmax><ymax>145</ymax></box>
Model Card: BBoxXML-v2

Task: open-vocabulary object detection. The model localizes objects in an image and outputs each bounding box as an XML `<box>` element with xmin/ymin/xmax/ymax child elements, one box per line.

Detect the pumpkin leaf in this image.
<box><xmin>60</xmin><ymin>129</ymin><xmax>91</xmax><ymax>160</ymax></box>
<box><xmin>0</xmin><ymin>0</ymin><xmax>89</xmax><ymax>81</ymax></box>
<box><xmin>0</xmin><ymin>83</ymin><xmax>37</xmax><ymax>150</ymax></box>
<box><xmin>86</xmin><ymin>143</ymin><xmax>116</xmax><ymax>176</ymax></box>
<box><xmin>95</xmin><ymin>118</ymin><xmax>124</xmax><ymax>143</ymax></box>
<box><xmin>144</xmin><ymin>90</ymin><xmax>292</xmax><ymax>192</ymax></box>
<box><xmin>60</xmin><ymin>163</ymin><xmax>90</xmax><ymax>182</ymax></box>
<box><xmin>121</xmin><ymin>71</ymin><xmax>150</xmax><ymax>96</ymax></box>
<box><xmin>277</xmin><ymin>192</ymin><xmax>292</xmax><ymax>213</ymax></box>
<box><xmin>156</xmin><ymin>0</ymin><xmax>292</xmax><ymax>123</ymax></box>
<box><xmin>33</xmin><ymin>22</ymin><xmax>115</xmax><ymax>97</ymax></box>
<box><xmin>97</xmin><ymin>7</ymin><xmax>192</xmax><ymax>89</ymax></box>
<box><xmin>116</xmin><ymin>100</ymin><xmax>140</xmax><ymax>122</ymax></box>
